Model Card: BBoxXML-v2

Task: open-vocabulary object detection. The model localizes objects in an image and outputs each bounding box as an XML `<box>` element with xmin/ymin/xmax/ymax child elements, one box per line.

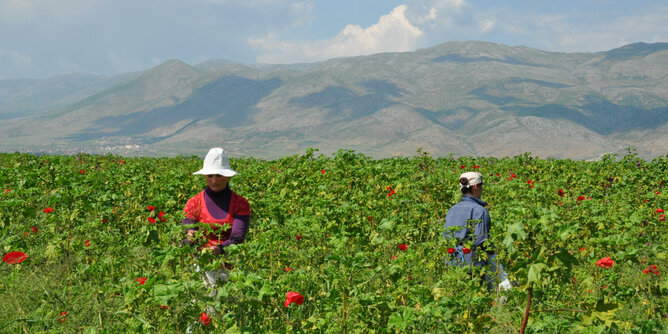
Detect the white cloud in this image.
<box><xmin>250</xmin><ymin>4</ymin><xmax>424</xmax><ymax>63</ymax></box>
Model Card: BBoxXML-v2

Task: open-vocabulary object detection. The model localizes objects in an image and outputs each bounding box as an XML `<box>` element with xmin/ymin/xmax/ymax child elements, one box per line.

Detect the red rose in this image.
<box><xmin>148</xmin><ymin>217</ymin><xmax>156</xmax><ymax>224</ymax></box>
<box><xmin>5</xmin><ymin>189</ymin><xmax>10</xmax><ymax>194</ymax></box>
<box><xmin>79</xmin><ymin>169</ymin><xmax>85</xmax><ymax>174</ymax></box>
<box><xmin>158</xmin><ymin>211</ymin><xmax>167</xmax><ymax>222</ymax></box>
<box><xmin>295</xmin><ymin>235</ymin><xmax>302</xmax><ymax>240</ymax></box>
<box><xmin>578</xmin><ymin>196</ymin><xmax>585</xmax><ymax>201</ymax></box>
<box><xmin>85</xmin><ymin>240</ymin><xmax>90</xmax><ymax>247</ymax></box>
<box><xmin>199</xmin><ymin>312</ymin><xmax>210</xmax><ymax>326</ymax></box>
<box><xmin>3</xmin><ymin>251</ymin><xmax>27</xmax><ymax>264</ymax></box>
<box><xmin>43</xmin><ymin>207</ymin><xmax>54</xmax><ymax>213</ymax></box>
<box><xmin>321</xmin><ymin>169</ymin><xmax>326</xmax><ymax>174</ymax></box>
<box><xmin>147</xmin><ymin>205</ymin><xmax>155</xmax><ymax>211</ymax></box>
<box><xmin>59</xmin><ymin>311</ymin><xmax>68</xmax><ymax>322</ymax></box>
<box><xmin>285</xmin><ymin>267</ymin><xmax>291</xmax><ymax>272</ymax></box>
<box><xmin>657</xmin><ymin>208</ymin><xmax>664</xmax><ymax>213</ymax></box>
<box><xmin>137</xmin><ymin>277</ymin><xmax>147</xmax><ymax>285</ymax></box>
<box><xmin>462</xmin><ymin>248</ymin><xmax>471</xmax><ymax>254</ymax></box>
<box><xmin>284</xmin><ymin>291</ymin><xmax>304</xmax><ymax>307</ymax></box>
<box><xmin>31</xmin><ymin>226</ymin><xmax>38</xmax><ymax>234</ymax></box>
<box><xmin>398</xmin><ymin>244</ymin><xmax>408</xmax><ymax>251</ymax></box>
<box><xmin>596</xmin><ymin>257</ymin><xmax>614</xmax><ymax>268</ymax></box>
<box><xmin>558</xmin><ymin>189</ymin><xmax>565</xmax><ymax>197</ymax></box>
<box><xmin>447</xmin><ymin>248</ymin><xmax>455</xmax><ymax>254</ymax></box>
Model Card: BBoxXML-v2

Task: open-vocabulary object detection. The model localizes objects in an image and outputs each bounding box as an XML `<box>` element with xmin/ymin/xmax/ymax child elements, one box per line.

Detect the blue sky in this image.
<box><xmin>1</xmin><ymin>0</ymin><xmax>667</xmax><ymax>79</ymax></box>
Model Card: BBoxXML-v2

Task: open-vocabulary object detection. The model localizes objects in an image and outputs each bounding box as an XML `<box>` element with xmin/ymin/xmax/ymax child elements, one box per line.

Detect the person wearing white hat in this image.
<box><xmin>182</xmin><ymin>148</ymin><xmax>251</xmax><ymax>286</ymax></box>
<box><xmin>443</xmin><ymin>171</ymin><xmax>512</xmax><ymax>292</ymax></box>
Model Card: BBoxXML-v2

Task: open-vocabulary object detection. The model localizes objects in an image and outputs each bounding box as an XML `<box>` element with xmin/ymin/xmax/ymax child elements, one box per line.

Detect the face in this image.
<box><xmin>204</xmin><ymin>174</ymin><xmax>229</xmax><ymax>192</ymax></box>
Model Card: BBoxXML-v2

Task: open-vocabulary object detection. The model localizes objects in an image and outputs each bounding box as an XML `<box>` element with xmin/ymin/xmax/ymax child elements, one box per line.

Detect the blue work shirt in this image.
<box><xmin>443</xmin><ymin>195</ymin><xmax>492</xmax><ymax>251</ymax></box>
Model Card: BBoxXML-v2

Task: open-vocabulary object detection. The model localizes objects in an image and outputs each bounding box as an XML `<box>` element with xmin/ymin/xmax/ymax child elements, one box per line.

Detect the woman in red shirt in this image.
<box><xmin>182</xmin><ymin>148</ymin><xmax>250</xmax><ymax>287</ymax></box>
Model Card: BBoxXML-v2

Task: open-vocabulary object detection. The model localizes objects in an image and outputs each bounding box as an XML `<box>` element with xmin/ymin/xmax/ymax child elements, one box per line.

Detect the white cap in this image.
<box><xmin>459</xmin><ymin>171</ymin><xmax>483</xmax><ymax>189</ymax></box>
<box><xmin>193</xmin><ymin>148</ymin><xmax>238</xmax><ymax>177</ymax></box>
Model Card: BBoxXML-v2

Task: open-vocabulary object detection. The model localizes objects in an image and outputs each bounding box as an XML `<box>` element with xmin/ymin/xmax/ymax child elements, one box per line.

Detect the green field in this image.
<box><xmin>1</xmin><ymin>149</ymin><xmax>666</xmax><ymax>333</ymax></box>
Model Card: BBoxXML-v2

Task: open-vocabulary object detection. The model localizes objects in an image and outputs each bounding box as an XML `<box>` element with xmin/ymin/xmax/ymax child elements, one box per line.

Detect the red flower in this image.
<box><xmin>285</xmin><ymin>267</ymin><xmax>291</xmax><ymax>272</ymax></box>
<box><xmin>643</xmin><ymin>264</ymin><xmax>660</xmax><ymax>275</ymax></box>
<box><xmin>558</xmin><ymin>189</ymin><xmax>565</xmax><ymax>197</ymax></box>
<box><xmin>578</xmin><ymin>195</ymin><xmax>586</xmax><ymax>201</ymax></box>
<box><xmin>368</xmin><ymin>216</ymin><xmax>373</xmax><ymax>222</ymax></box>
<box><xmin>496</xmin><ymin>173</ymin><xmax>501</xmax><ymax>177</ymax></box>
<box><xmin>159</xmin><ymin>304</ymin><xmax>170</xmax><ymax>310</ymax></box>
<box><xmin>102</xmin><ymin>218</ymin><xmax>108</xmax><ymax>223</ymax></box>
<box><xmin>660</xmin><ymin>214</ymin><xmax>665</xmax><ymax>221</ymax></box>
<box><xmin>459</xmin><ymin>165</ymin><xmax>466</xmax><ymax>169</ymax></box>
<box><xmin>158</xmin><ymin>211</ymin><xmax>167</xmax><ymax>222</ymax></box>
<box><xmin>657</xmin><ymin>208</ymin><xmax>664</xmax><ymax>213</ymax></box>
<box><xmin>85</xmin><ymin>240</ymin><xmax>90</xmax><ymax>247</ymax></box>
<box><xmin>3</xmin><ymin>251</ymin><xmax>27</xmax><ymax>264</ymax></box>
<box><xmin>656</xmin><ymin>191</ymin><xmax>660</xmax><ymax>195</ymax></box>
<box><xmin>321</xmin><ymin>169</ymin><xmax>326</xmax><ymax>174</ymax></box>
<box><xmin>147</xmin><ymin>205</ymin><xmax>155</xmax><ymax>211</ymax></box>
<box><xmin>79</xmin><ymin>169</ymin><xmax>85</xmax><ymax>174</ymax></box>
<box><xmin>120</xmin><ymin>160</ymin><xmax>126</xmax><ymax>164</ymax></box>
<box><xmin>4</xmin><ymin>189</ymin><xmax>10</xmax><ymax>194</ymax></box>
<box><xmin>462</xmin><ymin>248</ymin><xmax>471</xmax><ymax>254</ymax></box>
<box><xmin>59</xmin><ymin>311</ymin><xmax>68</xmax><ymax>322</ymax></box>
<box><xmin>137</xmin><ymin>277</ymin><xmax>147</xmax><ymax>285</ymax></box>
<box><xmin>578</xmin><ymin>247</ymin><xmax>585</xmax><ymax>252</ymax></box>
<box><xmin>199</xmin><ymin>312</ymin><xmax>210</xmax><ymax>326</ymax></box>
<box><xmin>295</xmin><ymin>235</ymin><xmax>302</xmax><ymax>240</ymax></box>
<box><xmin>447</xmin><ymin>248</ymin><xmax>455</xmax><ymax>254</ymax></box>
<box><xmin>511</xmin><ymin>174</ymin><xmax>517</xmax><ymax>178</ymax></box>
<box><xmin>31</xmin><ymin>226</ymin><xmax>38</xmax><ymax>234</ymax></box>
<box><xmin>284</xmin><ymin>291</ymin><xmax>304</xmax><ymax>307</ymax></box>
<box><xmin>596</xmin><ymin>257</ymin><xmax>614</xmax><ymax>268</ymax></box>
<box><xmin>398</xmin><ymin>244</ymin><xmax>408</xmax><ymax>251</ymax></box>
<box><xmin>391</xmin><ymin>256</ymin><xmax>398</xmax><ymax>260</ymax></box>
<box><xmin>527</xmin><ymin>180</ymin><xmax>533</xmax><ymax>184</ymax></box>
<box><xmin>148</xmin><ymin>217</ymin><xmax>156</xmax><ymax>224</ymax></box>
<box><xmin>43</xmin><ymin>207</ymin><xmax>54</xmax><ymax>213</ymax></box>
<box><xmin>472</xmin><ymin>165</ymin><xmax>480</xmax><ymax>169</ymax></box>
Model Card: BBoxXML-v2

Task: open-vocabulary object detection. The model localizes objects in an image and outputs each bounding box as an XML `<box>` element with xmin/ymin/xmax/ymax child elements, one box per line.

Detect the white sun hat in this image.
<box><xmin>459</xmin><ymin>171</ymin><xmax>484</xmax><ymax>189</ymax></box>
<box><xmin>193</xmin><ymin>147</ymin><xmax>238</xmax><ymax>177</ymax></box>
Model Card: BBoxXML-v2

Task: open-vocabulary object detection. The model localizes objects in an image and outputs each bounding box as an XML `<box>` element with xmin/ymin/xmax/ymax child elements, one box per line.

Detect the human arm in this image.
<box><xmin>472</xmin><ymin>209</ymin><xmax>493</xmax><ymax>253</ymax></box>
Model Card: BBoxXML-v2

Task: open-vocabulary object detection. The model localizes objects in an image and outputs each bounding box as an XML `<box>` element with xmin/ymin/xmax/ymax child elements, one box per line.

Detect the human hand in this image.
<box><xmin>205</xmin><ymin>245</ymin><xmax>221</xmax><ymax>255</ymax></box>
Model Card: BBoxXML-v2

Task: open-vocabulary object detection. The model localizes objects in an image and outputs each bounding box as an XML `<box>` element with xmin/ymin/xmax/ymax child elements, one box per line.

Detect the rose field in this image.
<box><xmin>0</xmin><ymin>149</ymin><xmax>666</xmax><ymax>333</ymax></box>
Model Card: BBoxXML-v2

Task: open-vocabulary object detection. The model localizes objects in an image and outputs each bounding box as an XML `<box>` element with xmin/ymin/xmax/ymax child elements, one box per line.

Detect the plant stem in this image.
<box><xmin>520</xmin><ymin>284</ymin><xmax>533</xmax><ymax>334</ymax></box>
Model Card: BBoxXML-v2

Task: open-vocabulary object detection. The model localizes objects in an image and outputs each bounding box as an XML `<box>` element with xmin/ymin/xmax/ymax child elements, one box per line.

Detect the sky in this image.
<box><xmin>1</xmin><ymin>0</ymin><xmax>667</xmax><ymax>80</ymax></box>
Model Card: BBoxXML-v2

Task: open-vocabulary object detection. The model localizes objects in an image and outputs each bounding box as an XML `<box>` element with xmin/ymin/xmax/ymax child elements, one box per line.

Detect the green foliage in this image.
<box><xmin>0</xmin><ymin>150</ymin><xmax>666</xmax><ymax>332</ymax></box>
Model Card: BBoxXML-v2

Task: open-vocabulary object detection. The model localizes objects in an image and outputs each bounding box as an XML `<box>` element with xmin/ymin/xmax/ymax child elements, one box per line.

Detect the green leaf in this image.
<box><xmin>528</xmin><ymin>263</ymin><xmax>547</xmax><ymax>283</ymax></box>
<box><xmin>503</xmin><ymin>222</ymin><xmax>526</xmax><ymax>252</ymax></box>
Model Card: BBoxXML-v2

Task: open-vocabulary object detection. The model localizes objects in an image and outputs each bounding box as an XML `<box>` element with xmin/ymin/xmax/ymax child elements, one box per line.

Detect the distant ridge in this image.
<box><xmin>1</xmin><ymin>41</ymin><xmax>667</xmax><ymax>160</ymax></box>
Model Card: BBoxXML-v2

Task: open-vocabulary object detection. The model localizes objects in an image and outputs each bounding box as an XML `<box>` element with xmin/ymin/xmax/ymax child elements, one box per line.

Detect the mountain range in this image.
<box><xmin>1</xmin><ymin>41</ymin><xmax>667</xmax><ymax>160</ymax></box>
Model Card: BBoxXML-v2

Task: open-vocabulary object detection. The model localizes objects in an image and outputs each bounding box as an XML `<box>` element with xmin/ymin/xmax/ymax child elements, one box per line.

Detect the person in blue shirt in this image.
<box><xmin>443</xmin><ymin>171</ymin><xmax>511</xmax><ymax>291</ymax></box>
